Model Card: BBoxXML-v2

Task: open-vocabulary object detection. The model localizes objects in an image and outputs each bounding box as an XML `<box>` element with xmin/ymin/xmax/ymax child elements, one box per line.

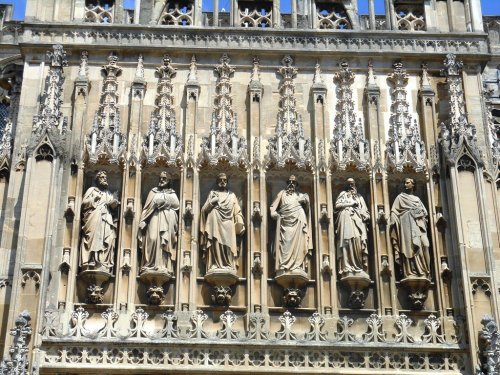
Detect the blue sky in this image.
<box><xmin>3</xmin><ymin>0</ymin><xmax>500</xmax><ymax>20</ymax></box>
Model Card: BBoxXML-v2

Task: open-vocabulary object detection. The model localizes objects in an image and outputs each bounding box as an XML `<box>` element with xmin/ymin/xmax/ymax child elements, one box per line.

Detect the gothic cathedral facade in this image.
<box><xmin>0</xmin><ymin>0</ymin><xmax>499</xmax><ymax>373</ymax></box>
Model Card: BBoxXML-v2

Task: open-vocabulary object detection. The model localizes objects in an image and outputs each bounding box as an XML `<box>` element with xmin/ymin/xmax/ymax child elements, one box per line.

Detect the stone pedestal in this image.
<box><xmin>79</xmin><ymin>269</ymin><xmax>112</xmax><ymax>304</ymax></box>
<box><xmin>340</xmin><ymin>271</ymin><xmax>371</xmax><ymax>309</ymax></box>
<box><xmin>401</xmin><ymin>276</ymin><xmax>431</xmax><ymax>310</ymax></box>
<box><xmin>139</xmin><ymin>269</ymin><xmax>173</xmax><ymax>305</ymax></box>
<box><xmin>204</xmin><ymin>269</ymin><xmax>239</xmax><ymax>306</ymax></box>
<box><xmin>275</xmin><ymin>269</ymin><xmax>309</xmax><ymax>307</ymax></box>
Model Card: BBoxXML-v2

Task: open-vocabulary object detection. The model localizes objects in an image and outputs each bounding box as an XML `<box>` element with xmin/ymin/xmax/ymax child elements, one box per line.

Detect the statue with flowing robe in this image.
<box><xmin>390</xmin><ymin>178</ymin><xmax>431</xmax><ymax>279</ymax></box>
<box><xmin>79</xmin><ymin>171</ymin><xmax>120</xmax><ymax>272</ymax></box>
<box><xmin>270</xmin><ymin>175</ymin><xmax>313</xmax><ymax>273</ymax></box>
<box><xmin>334</xmin><ymin>178</ymin><xmax>370</xmax><ymax>277</ymax></box>
<box><xmin>200</xmin><ymin>173</ymin><xmax>245</xmax><ymax>272</ymax></box>
<box><xmin>138</xmin><ymin>172</ymin><xmax>179</xmax><ymax>275</ymax></box>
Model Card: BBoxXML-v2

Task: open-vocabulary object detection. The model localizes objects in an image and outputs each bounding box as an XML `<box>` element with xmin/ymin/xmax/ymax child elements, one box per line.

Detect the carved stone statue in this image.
<box><xmin>334</xmin><ymin>178</ymin><xmax>370</xmax><ymax>278</ymax></box>
<box><xmin>79</xmin><ymin>171</ymin><xmax>119</xmax><ymax>273</ymax></box>
<box><xmin>390</xmin><ymin>178</ymin><xmax>431</xmax><ymax>309</ymax></box>
<box><xmin>334</xmin><ymin>178</ymin><xmax>371</xmax><ymax>308</ymax></box>
<box><xmin>200</xmin><ymin>173</ymin><xmax>245</xmax><ymax>304</ymax></box>
<box><xmin>200</xmin><ymin>173</ymin><xmax>245</xmax><ymax>272</ymax></box>
<box><xmin>138</xmin><ymin>172</ymin><xmax>179</xmax><ymax>276</ymax></box>
<box><xmin>270</xmin><ymin>175</ymin><xmax>312</xmax><ymax>306</ymax></box>
<box><xmin>270</xmin><ymin>175</ymin><xmax>312</xmax><ymax>273</ymax></box>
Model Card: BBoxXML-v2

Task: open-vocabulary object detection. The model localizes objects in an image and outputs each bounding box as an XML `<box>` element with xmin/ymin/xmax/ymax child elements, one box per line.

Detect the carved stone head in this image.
<box><xmin>216</xmin><ymin>173</ymin><xmax>228</xmax><ymax>190</ymax></box>
<box><xmin>404</xmin><ymin>177</ymin><xmax>415</xmax><ymax>193</ymax></box>
<box><xmin>95</xmin><ymin>170</ymin><xmax>108</xmax><ymax>189</ymax></box>
<box><xmin>286</xmin><ymin>175</ymin><xmax>298</xmax><ymax>192</ymax></box>
<box><xmin>158</xmin><ymin>171</ymin><xmax>171</xmax><ymax>189</ymax></box>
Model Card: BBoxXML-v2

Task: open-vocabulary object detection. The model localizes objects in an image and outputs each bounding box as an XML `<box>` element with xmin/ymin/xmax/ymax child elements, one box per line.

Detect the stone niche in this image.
<box><xmin>265</xmin><ymin>170</ymin><xmax>317</xmax><ymax>310</ymax></box>
<box><xmin>75</xmin><ymin>169</ymin><xmax>123</xmax><ymax>305</ymax></box>
<box><xmin>388</xmin><ymin>175</ymin><xmax>437</xmax><ymax>312</ymax></box>
<box><xmin>331</xmin><ymin>174</ymin><xmax>376</xmax><ymax>310</ymax></box>
<box><xmin>134</xmin><ymin>167</ymin><xmax>181</xmax><ymax>307</ymax></box>
<box><xmin>196</xmin><ymin>170</ymin><xmax>247</xmax><ymax>308</ymax></box>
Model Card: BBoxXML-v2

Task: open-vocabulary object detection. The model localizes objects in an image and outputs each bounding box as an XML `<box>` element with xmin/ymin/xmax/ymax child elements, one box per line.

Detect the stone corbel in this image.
<box><xmin>251</xmin><ymin>201</ymin><xmax>262</xmax><ymax>226</ymax></box>
<box><xmin>321</xmin><ymin>254</ymin><xmax>332</xmax><ymax>275</ymax></box>
<box><xmin>124</xmin><ymin>198</ymin><xmax>134</xmax><ymax>225</ymax></box>
<box><xmin>381</xmin><ymin>255</ymin><xmax>392</xmax><ymax>277</ymax></box>
<box><xmin>440</xmin><ymin>256</ymin><xmax>452</xmax><ymax>280</ymax></box>
<box><xmin>64</xmin><ymin>196</ymin><xmax>75</xmax><ymax>223</ymax></box>
<box><xmin>183</xmin><ymin>200</ymin><xmax>193</xmax><ymax>228</ymax></box>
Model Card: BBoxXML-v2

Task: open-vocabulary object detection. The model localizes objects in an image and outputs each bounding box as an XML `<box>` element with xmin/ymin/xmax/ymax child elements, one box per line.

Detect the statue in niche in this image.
<box><xmin>79</xmin><ymin>171</ymin><xmax>120</xmax><ymax>273</ymax></box>
<box><xmin>334</xmin><ymin>178</ymin><xmax>370</xmax><ymax>278</ymax></box>
<box><xmin>270</xmin><ymin>175</ymin><xmax>313</xmax><ymax>274</ymax></box>
<box><xmin>138</xmin><ymin>172</ymin><xmax>179</xmax><ymax>276</ymax></box>
<box><xmin>390</xmin><ymin>178</ymin><xmax>431</xmax><ymax>279</ymax></box>
<box><xmin>200</xmin><ymin>173</ymin><xmax>245</xmax><ymax>274</ymax></box>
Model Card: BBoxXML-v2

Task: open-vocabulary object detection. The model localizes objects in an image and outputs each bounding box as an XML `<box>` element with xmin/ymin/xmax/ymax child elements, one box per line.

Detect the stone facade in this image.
<box><xmin>0</xmin><ymin>0</ymin><xmax>499</xmax><ymax>374</ymax></box>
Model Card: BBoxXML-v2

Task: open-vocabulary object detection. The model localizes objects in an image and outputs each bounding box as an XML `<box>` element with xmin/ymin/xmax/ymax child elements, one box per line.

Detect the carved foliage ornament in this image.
<box><xmin>144</xmin><ymin>55</ymin><xmax>183</xmax><ymax>166</ymax></box>
<box><xmin>0</xmin><ymin>311</ymin><xmax>31</xmax><ymax>375</ymax></box>
<box><xmin>331</xmin><ymin>61</ymin><xmax>369</xmax><ymax>171</ymax></box>
<box><xmin>440</xmin><ymin>54</ymin><xmax>482</xmax><ymax>166</ymax></box>
<box><xmin>266</xmin><ymin>56</ymin><xmax>312</xmax><ymax>169</ymax></box>
<box><xmin>199</xmin><ymin>54</ymin><xmax>248</xmax><ymax>168</ymax></box>
<box><xmin>478</xmin><ymin>315</ymin><xmax>500</xmax><ymax>375</ymax></box>
<box><xmin>29</xmin><ymin>44</ymin><xmax>68</xmax><ymax>160</ymax></box>
<box><xmin>386</xmin><ymin>62</ymin><xmax>426</xmax><ymax>172</ymax></box>
<box><xmin>86</xmin><ymin>53</ymin><xmax>126</xmax><ymax>164</ymax></box>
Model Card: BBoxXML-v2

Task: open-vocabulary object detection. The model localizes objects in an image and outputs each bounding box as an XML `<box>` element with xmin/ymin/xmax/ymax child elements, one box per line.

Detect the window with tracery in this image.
<box><xmin>316</xmin><ymin>2</ymin><xmax>351</xmax><ymax>29</ymax></box>
<box><xmin>85</xmin><ymin>0</ymin><xmax>115</xmax><ymax>23</ymax></box>
<box><xmin>159</xmin><ymin>1</ymin><xmax>193</xmax><ymax>26</ymax></box>
<box><xmin>0</xmin><ymin>101</ymin><xmax>9</xmax><ymax>134</ymax></box>
<box><xmin>394</xmin><ymin>1</ymin><xmax>425</xmax><ymax>31</ymax></box>
<box><xmin>238</xmin><ymin>1</ymin><xmax>272</xmax><ymax>28</ymax></box>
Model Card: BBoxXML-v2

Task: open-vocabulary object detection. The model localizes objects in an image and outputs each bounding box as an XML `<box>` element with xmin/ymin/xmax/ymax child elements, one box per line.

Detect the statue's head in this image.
<box><xmin>95</xmin><ymin>171</ymin><xmax>108</xmax><ymax>188</ymax></box>
<box><xmin>286</xmin><ymin>175</ymin><xmax>298</xmax><ymax>192</ymax></box>
<box><xmin>216</xmin><ymin>173</ymin><xmax>228</xmax><ymax>189</ymax></box>
<box><xmin>404</xmin><ymin>178</ymin><xmax>415</xmax><ymax>192</ymax></box>
<box><xmin>346</xmin><ymin>178</ymin><xmax>356</xmax><ymax>191</ymax></box>
<box><xmin>158</xmin><ymin>171</ymin><xmax>171</xmax><ymax>189</ymax></box>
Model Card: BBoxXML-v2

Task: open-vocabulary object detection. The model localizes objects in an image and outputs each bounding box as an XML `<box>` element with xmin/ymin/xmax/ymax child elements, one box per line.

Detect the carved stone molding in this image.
<box><xmin>20</xmin><ymin>23</ymin><xmax>489</xmax><ymax>57</ymax></box>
